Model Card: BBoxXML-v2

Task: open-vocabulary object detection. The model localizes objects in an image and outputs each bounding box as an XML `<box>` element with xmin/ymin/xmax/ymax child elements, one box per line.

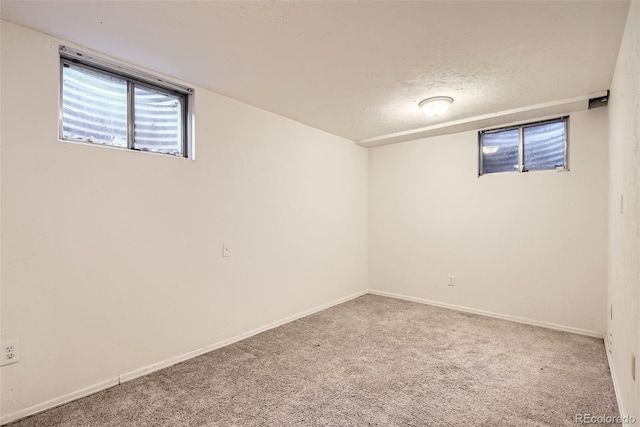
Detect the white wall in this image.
<box><xmin>0</xmin><ymin>20</ymin><xmax>368</xmax><ymax>419</ymax></box>
<box><xmin>369</xmin><ymin>108</ymin><xmax>609</xmax><ymax>334</ymax></box>
<box><xmin>1</xmin><ymin>9</ymin><xmax>633</xmax><ymax>423</ymax></box>
<box><xmin>607</xmin><ymin>0</ymin><xmax>639</xmax><ymax>420</ymax></box>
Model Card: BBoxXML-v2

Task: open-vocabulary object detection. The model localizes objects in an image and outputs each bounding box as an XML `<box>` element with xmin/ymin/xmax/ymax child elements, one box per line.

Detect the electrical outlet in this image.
<box><xmin>448</xmin><ymin>275</ymin><xmax>455</xmax><ymax>286</ymax></box>
<box><xmin>1</xmin><ymin>340</ymin><xmax>20</xmax><ymax>366</ymax></box>
<box><xmin>608</xmin><ymin>333</ymin><xmax>613</xmax><ymax>354</ymax></box>
<box><xmin>222</xmin><ymin>243</ymin><xmax>230</xmax><ymax>257</ymax></box>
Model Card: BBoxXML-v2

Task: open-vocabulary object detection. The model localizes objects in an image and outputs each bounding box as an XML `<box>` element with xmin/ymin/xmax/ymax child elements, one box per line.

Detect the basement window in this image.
<box><xmin>479</xmin><ymin>117</ymin><xmax>568</xmax><ymax>175</ymax></box>
<box><xmin>59</xmin><ymin>46</ymin><xmax>194</xmax><ymax>158</ymax></box>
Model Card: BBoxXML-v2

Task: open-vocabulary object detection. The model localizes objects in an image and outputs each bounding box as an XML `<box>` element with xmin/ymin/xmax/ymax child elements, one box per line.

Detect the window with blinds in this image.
<box><xmin>59</xmin><ymin>46</ymin><xmax>193</xmax><ymax>158</ymax></box>
<box><xmin>479</xmin><ymin>117</ymin><xmax>568</xmax><ymax>176</ymax></box>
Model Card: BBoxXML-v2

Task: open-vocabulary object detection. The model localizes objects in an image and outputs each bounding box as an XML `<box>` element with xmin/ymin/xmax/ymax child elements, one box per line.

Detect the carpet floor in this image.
<box><xmin>8</xmin><ymin>294</ymin><xmax>619</xmax><ymax>426</ymax></box>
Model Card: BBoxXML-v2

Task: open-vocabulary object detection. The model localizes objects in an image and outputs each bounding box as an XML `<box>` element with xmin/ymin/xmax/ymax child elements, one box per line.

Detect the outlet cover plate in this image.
<box><xmin>1</xmin><ymin>340</ymin><xmax>20</xmax><ymax>366</ymax></box>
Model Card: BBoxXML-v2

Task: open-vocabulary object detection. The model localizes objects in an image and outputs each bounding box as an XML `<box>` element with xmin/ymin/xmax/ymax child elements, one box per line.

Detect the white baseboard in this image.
<box><xmin>1</xmin><ymin>289</ymin><xmax>606</xmax><ymax>425</ymax></box>
<box><xmin>369</xmin><ymin>290</ymin><xmax>604</xmax><ymax>338</ymax></box>
<box><xmin>0</xmin><ymin>290</ymin><xmax>368</xmax><ymax>426</ymax></box>
<box><xmin>119</xmin><ymin>289</ymin><xmax>368</xmax><ymax>383</ymax></box>
<box><xmin>0</xmin><ymin>377</ymin><xmax>119</xmax><ymax>426</ymax></box>
<box><xmin>604</xmin><ymin>337</ymin><xmax>631</xmax><ymax>426</ymax></box>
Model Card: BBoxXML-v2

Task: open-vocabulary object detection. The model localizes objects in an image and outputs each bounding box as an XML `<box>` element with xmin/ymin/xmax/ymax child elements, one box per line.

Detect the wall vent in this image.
<box><xmin>588</xmin><ymin>90</ymin><xmax>609</xmax><ymax>109</ymax></box>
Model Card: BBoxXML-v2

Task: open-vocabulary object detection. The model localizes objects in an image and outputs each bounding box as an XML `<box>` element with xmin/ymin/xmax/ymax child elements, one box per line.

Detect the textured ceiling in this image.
<box><xmin>0</xmin><ymin>1</ymin><xmax>630</xmax><ymax>142</ymax></box>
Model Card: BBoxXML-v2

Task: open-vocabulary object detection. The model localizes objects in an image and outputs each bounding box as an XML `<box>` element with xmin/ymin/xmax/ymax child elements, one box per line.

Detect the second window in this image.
<box><xmin>479</xmin><ymin>117</ymin><xmax>568</xmax><ymax>175</ymax></box>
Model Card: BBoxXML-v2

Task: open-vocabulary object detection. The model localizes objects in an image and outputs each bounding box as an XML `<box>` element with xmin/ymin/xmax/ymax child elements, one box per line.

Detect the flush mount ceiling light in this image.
<box><xmin>419</xmin><ymin>96</ymin><xmax>454</xmax><ymax>117</ymax></box>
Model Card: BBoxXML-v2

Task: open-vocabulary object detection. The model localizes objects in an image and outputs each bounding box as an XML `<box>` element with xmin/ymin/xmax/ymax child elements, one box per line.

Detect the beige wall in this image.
<box><xmin>0</xmin><ymin>21</ymin><xmax>369</xmax><ymax>419</ymax></box>
<box><xmin>369</xmin><ymin>108</ymin><xmax>609</xmax><ymax>335</ymax></box>
<box><xmin>607</xmin><ymin>0</ymin><xmax>640</xmax><ymax>420</ymax></box>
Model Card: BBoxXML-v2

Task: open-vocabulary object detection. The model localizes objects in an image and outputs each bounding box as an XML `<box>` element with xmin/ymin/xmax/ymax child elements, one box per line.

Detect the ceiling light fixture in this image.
<box><xmin>419</xmin><ymin>96</ymin><xmax>454</xmax><ymax>117</ymax></box>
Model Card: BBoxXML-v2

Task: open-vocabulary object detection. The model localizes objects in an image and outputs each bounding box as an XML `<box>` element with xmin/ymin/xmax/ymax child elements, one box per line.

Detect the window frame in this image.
<box><xmin>59</xmin><ymin>46</ymin><xmax>195</xmax><ymax>159</ymax></box>
<box><xmin>478</xmin><ymin>116</ymin><xmax>569</xmax><ymax>176</ymax></box>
